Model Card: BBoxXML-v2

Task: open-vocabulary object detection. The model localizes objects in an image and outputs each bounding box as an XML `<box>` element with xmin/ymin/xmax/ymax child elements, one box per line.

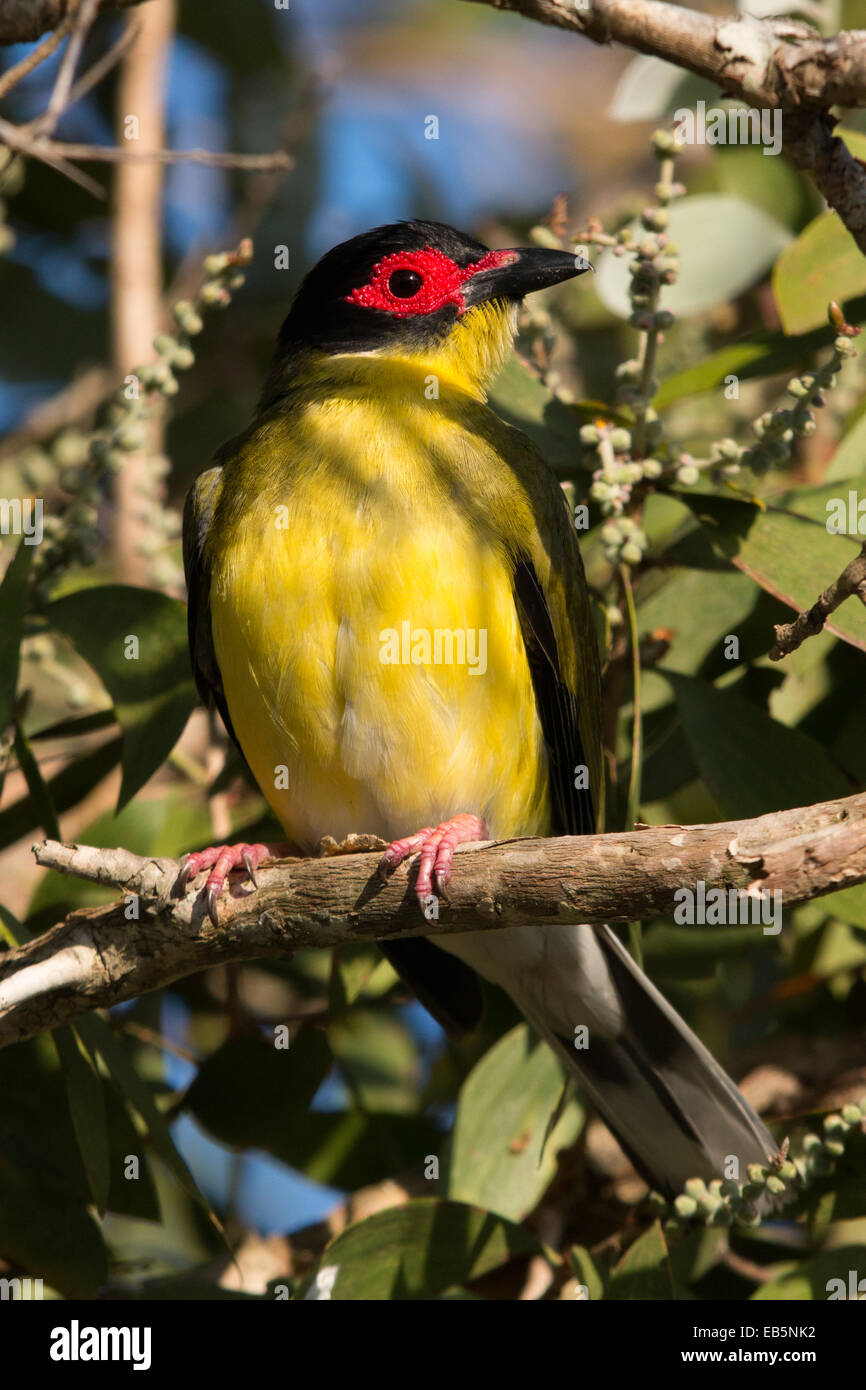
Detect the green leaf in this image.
<box><xmin>597</xmin><ymin>195</ymin><xmax>791</xmax><ymax>319</ymax></box>
<box><xmin>669</xmin><ymin>672</ymin><xmax>851</xmax><ymax>820</ymax></box>
<box><xmin>185</xmin><ymin>1031</ymin><xmax>334</xmax><ymax>1143</ymax></box>
<box><xmin>0</xmin><ymin>735</ymin><xmax>121</xmax><ymax>851</ymax></box>
<box><xmin>607</xmin><ymin>1220</ymin><xmax>674</xmax><ymax>1300</ymax></box>
<box><xmin>31</xmin><ymin>707</ymin><xmax>116</xmax><ymax>741</ymax></box>
<box><xmin>772</xmin><ymin>210</ymin><xmax>866</xmax><ymax>334</ymax></box>
<box><xmin>608</xmin><ymin>54</ymin><xmax>719</xmax><ymax>123</ymax></box>
<box><xmin>569</xmin><ymin>1245</ymin><xmax>605</xmax><ymax>1300</ymax></box>
<box><xmin>0</xmin><ymin>1037</ymin><xmax>107</xmax><ymax>1298</ymax></box>
<box><xmin>635</xmin><ymin>567</ymin><xmax>760</xmax><ymax>676</ymax></box>
<box><xmin>287</xmin><ymin>1112</ymin><xmax>443</xmax><ymax>1190</ymax></box>
<box><xmin>328</xmin><ymin>1010</ymin><xmax>421</xmax><ymax>1114</ymax></box>
<box><xmin>653</xmin><ymin>312</ymin><xmax>866</xmax><ymax>410</ymax></box>
<box><xmin>447</xmin><ymin>1023</ymin><xmax>584</xmax><ymax>1221</ymax></box>
<box><xmin>75</xmin><ymin>1014</ymin><xmax>216</xmax><ymax>1228</ymax></box>
<box><xmin>715</xmin><ymin>144</ymin><xmax>812</xmax><ymax>230</ymax></box>
<box><xmin>13</xmin><ymin>720</ymin><xmax>60</xmax><ymax>840</ymax></box>
<box><xmin>825</xmin><ymin>407</ymin><xmax>866</xmax><ymax>482</ymax></box>
<box><xmin>816</xmin><ymin>883</ymin><xmax>866</xmax><ymax>929</ymax></box>
<box><xmin>45</xmin><ymin>585</ymin><xmax>197</xmax><ymax>808</ymax></box>
<box><xmin>328</xmin><ymin>943</ymin><xmax>387</xmax><ymax>1012</ymax></box>
<box><xmin>488</xmin><ymin>355</ymin><xmax>584</xmax><ymax>475</ymax></box>
<box><xmin>680</xmin><ymin>491</ymin><xmax>866</xmax><ymax>653</ymax></box>
<box><xmin>52</xmin><ymin>1026</ymin><xmax>111</xmax><ymax>1214</ymax></box>
<box><xmin>315</xmin><ymin>1198</ymin><xmax>543</xmax><ymax>1300</ymax></box>
<box><xmin>752</xmin><ymin>1246</ymin><xmax>866</xmax><ymax>1300</ymax></box>
<box><xmin>0</xmin><ymin>1158</ymin><xmax>107</xmax><ymax>1298</ymax></box>
<box><xmin>184</xmin><ymin>1028</ymin><xmax>443</xmax><ymax>1187</ymax></box>
<box><xmin>0</xmin><ymin>541</ymin><xmax>32</xmax><ymax>732</ymax></box>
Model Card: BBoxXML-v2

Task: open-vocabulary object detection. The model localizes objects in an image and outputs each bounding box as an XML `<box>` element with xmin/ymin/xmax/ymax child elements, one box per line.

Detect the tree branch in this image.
<box><xmin>770</xmin><ymin>541</ymin><xmax>866</xmax><ymax>659</ymax></box>
<box><xmin>0</xmin><ymin>0</ymin><xmax>146</xmax><ymax>46</ymax></box>
<box><xmin>463</xmin><ymin>0</ymin><xmax>866</xmax><ymax>107</ymax></box>
<box><xmin>462</xmin><ymin>0</ymin><xmax>866</xmax><ymax>253</ymax></box>
<box><xmin>1</xmin><ymin>790</ymin><xmax>864</xmax><ymax>1049</ymax></box>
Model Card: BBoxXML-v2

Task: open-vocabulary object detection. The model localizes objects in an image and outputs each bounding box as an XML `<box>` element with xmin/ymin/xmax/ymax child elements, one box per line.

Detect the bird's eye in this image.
<box><xmin>388</xmin><ymin>268</ymin><xmax>423</xmax><ymax>298</ymax></box>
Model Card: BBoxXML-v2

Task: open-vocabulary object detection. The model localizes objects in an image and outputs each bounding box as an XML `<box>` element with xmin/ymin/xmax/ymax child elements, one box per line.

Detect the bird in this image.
<box><xmin>182</xmin><ymin>218</ymin><xmax>777</xmax><ymax>1196</ymax></box>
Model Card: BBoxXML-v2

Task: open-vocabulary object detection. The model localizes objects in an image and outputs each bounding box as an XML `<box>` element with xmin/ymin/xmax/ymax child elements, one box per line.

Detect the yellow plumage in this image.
<box><xmin>194</xmin><ymin>299</ymin><xmax>599</xmax><ymax>850</ymax></box>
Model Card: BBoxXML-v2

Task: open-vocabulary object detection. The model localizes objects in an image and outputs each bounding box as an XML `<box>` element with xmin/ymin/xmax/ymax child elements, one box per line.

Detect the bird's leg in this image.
<box><xmin>177</xmin><ymin>841</ymin><xmax>294</xmax><ymax>927</ymax></box>
<box><xmin>378</xmin><ymin>812</ymin><xmax>488</xmax><ymax>917</ymax></box>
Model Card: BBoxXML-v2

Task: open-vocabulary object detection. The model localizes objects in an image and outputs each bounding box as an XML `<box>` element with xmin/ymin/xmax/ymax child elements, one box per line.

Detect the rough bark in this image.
<box><xmin>1</xmin><ymin>789</ymin><xmax>864</xmax><ymax>1048</ymax></box>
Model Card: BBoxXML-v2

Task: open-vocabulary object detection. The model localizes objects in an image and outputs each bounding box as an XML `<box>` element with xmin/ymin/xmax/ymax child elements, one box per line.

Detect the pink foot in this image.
<box><xmin>177</xmin><ymin>842</ymin><xmax>272</xmax><ymax>926</ymax></box>
<box><xmin>379</xmin><ymin>813</ymin><xmax>488</xmax><ymax>919</ymax></box>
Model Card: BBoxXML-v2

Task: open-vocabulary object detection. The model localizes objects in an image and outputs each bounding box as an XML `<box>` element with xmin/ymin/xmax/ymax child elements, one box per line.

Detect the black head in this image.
<box><xmin>275</xmin><ymin>219</ymin><xmax>590</xmax><ymax>358</ymax></box>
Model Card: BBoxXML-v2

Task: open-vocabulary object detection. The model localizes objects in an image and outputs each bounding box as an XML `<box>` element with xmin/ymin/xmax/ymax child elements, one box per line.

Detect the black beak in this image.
<box><xmin>463</xmin><ymin>246</ymin><xmax>592</xmax><ymax>308</ymax></box>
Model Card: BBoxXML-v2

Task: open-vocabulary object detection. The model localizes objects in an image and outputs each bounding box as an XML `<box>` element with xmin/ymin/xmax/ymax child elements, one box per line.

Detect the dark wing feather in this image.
<box><xmin>513</xmin><ymin>558</ymin><xmax>595</xmax><ymax>837</ymax></box>
<box><xmin>182</xmin><ymin>465</ymin><xmax>242</xmax><ymax>754</ymax></box>
<box><xmin>379</xmin><ymin>939</ymin><xmax>484</xmax><ymax>1038</ymax></box>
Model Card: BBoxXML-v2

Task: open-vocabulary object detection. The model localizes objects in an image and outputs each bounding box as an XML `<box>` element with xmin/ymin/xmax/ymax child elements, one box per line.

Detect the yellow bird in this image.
<box><xmin>183</xmin><ymin>220</ymin><xmax>775</xmax><ymax>1193</ymax></box>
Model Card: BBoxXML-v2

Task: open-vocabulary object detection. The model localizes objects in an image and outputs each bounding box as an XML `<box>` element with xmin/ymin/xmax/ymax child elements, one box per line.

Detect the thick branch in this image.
<box><xmin>110</xmin><ymin>1</ymin><xmax>171</xmax><ymax>586</ymax></box>
<box><xmin>463</xmin><ymin>1</ymin><xmax>866</xmax><ymax>252</ymax></box>
<box><xmin>464</xmin><ymin>0</ymin><xmax>866</xmax><ymax>108</ymax></box>
<box><xmin>0</xmin><ymin>791</ymin><xmax>864</xmax><ymax>1049</ymax></box>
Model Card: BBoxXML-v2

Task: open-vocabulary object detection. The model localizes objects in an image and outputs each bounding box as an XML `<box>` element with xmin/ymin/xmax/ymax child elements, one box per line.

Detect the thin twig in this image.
<box><xmin>65</xmin><ymin>14</ymin><xmax>141</xmax><ymax>107</ymax></box>
<box><xmin>620</xmin><ymin>564</ymin><xmax>644</xmax><ymax>969</ymax></box>
<box><xmin>0</xmin><ymin>120</ymin><xmax>294</xmax><ymax>171</ymax></box>
<box><xmin>770</xmin><ymin>542</ymin><xmax>866</xmax><ymax>660</ymax></box>
<box><xmin>0</xmin><ymin>15</ymin><xmax>73</xmax><ymax>101</ymax></box>
<box><xmin>35</xmin><ymin>0</ymin><xmax>98</xmax><ymax>133</ymax></box>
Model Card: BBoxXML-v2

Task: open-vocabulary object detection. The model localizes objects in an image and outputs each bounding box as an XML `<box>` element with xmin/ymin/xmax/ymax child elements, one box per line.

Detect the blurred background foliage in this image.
<box><xmin>0</xmin><ymin>0</ymin><xmax>865</xmax><ymax>1301</ymax></box>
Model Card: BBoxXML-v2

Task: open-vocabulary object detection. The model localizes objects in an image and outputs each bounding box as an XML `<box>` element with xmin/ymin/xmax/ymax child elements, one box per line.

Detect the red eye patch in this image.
<box><xmin>345</xmin><ymin>246</ymin><xmax>516</xmax><ymax>318</ymax></box>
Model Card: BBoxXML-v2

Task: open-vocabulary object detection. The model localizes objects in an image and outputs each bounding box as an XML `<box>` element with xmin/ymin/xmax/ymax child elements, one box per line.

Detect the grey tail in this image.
<box><xmin>528</xmin><ymin>926</ymin><xmax>778</xmax><ymax>1197</ymax></box>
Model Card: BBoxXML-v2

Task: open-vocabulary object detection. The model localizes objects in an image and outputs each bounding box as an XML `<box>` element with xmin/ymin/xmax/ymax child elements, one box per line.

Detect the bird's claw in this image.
<box><xmin>206</xmin><ymin>884</ymin><xmax>221</xmax><ymax>929</ymax></box>
<box><xmin>378</xmin><ymin>813</ymin><xmax>487</xmax><ymax>914</ymax></box>
<box><xmin>177</xmin><ymin>841</ymin><xmax>271</xmax><ymax>924</ymax></box>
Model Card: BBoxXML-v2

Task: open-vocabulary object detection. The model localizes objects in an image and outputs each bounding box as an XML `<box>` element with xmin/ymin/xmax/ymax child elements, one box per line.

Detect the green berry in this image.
<box><xmin>203</xmin><ymin>253</ymin><xmax>229</xmax><ymax>276</ymax></box>
<box><xmin>651</xmin><ymin>129</ymin><xmax>676</xmax><ymax>156</ymax></box>
<box><xmin>115</xmin><ymin>426</ymin><xmax>145</xmax><ymax>452</ymax></box>
<box><xmin>615</xmin><ymin>360</ymin><xmax>641</xmax><ymax>383</ymax></box>
<box><xmin>621</xmin><ymin>541</ymin><xmax>643</xmax><ymax>566</ymax></box>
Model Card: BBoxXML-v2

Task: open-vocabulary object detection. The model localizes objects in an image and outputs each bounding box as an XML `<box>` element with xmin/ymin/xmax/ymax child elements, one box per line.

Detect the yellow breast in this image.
<box><xmin>207</xmin><ymin>367</ymin><xmax>551</xmax><ymax>848</ymax></box>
